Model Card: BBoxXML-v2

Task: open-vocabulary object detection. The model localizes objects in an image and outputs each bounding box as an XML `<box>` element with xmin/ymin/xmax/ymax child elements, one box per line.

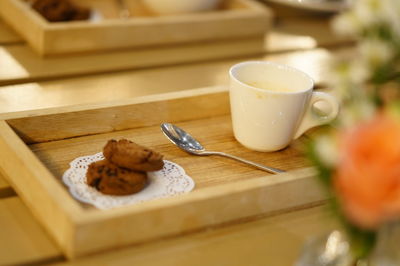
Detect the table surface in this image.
<box><xmin>0</xmin><ymin>3</ymin><xmax>353</xmax><ymax>265</ymax></box>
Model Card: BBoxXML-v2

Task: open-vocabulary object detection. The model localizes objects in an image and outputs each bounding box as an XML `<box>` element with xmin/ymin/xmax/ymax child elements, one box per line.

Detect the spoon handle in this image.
<box><xmin>205</xmin><ymin>151</ymin><xmax>285</xmax><ymax>174</ymax></box>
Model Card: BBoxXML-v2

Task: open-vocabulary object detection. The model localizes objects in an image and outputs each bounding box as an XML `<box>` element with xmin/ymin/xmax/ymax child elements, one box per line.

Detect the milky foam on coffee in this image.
<box><xmin>245</xmin><ymin>81</ymin><xmax>301</xmax><ymax>93</ymax></box>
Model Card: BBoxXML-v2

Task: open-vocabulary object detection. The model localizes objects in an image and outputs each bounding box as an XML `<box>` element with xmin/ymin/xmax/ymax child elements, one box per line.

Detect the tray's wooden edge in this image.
<box><xmin>71</xmin><ymin>167</ymin><xmax>325</xmax><ymax>257</ymax></box>
<box><xmin>0</xmin><ymin>169</ymin><xmax>14</xmax><ymax>198</ymax></box>
<box><xmin>0</xmin><ymin>0</ymin><xmax>47</xmax><ymax>54</ymax></box>
<box><xmin>49</xmin><ymin>0</ymin><xmax>271</xmax><ymax>28</ymax></box>
<box><xmin>44</xmin><ymin>0</ymin><xmax>271</xmax><ymax>55</ymax></box>
<box><xmin>0</xmin><ymin>18</ymin><xmax>23</xmax><ymax>44</ymax></box>
<box><xmin>0</xmin><ymin>0</ymin><xmax>272</xmax><ymax>55</ymax></box>
<box><xmin>0</xmin><ymin>86</ymin><xmax>326</xmax><ymax>258</ymax></box>
<box><xmin>0</xmin><ymin>36</ymin><xmax>265</xmax><ymax>86</ymax></box>
<box><xmin>0</xmin><ymin>120</ymin><xmax>84</xmax><ymax>256</ymax></box>
<box><xmin>5</xmin><ymin>86</ymin><xmax>231</xmax><ymax>144</ymax></box>
<box><xmin>0</xmin><ymin>86</ymin><xmax>228</xmax><ymax>120</ymax></box>
<box><xmin>85</xmin><ymin>167</ymin><xmax>320</xmax><ymax>220</ymax></box>
<box><xmin>240</xmin><ymin>0</ymin><xmax>275</xmax><ymax>14</ymax></box>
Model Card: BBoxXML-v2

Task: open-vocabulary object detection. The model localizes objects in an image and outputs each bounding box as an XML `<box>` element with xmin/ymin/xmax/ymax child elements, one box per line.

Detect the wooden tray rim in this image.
<box><xmin>20</xmin><ymin>0</ymin><xmax>271</xmax><ymax>27</ymax></box>
<box><xmin>4</xmin><ymin>0</ymin><xmax>272</xmax><ymax>29</ymax></box>
<box><xmin>0</xmin><ymin>86</ymin><xmax>229</xmax><ymax>120</ymax></box>
<box><xmin>0</xmin><ymin>86</ymin><xmax>324</xmax><ymax>258</ymax></box>
<box><xmin>0</xmin><ymin>0</ymin><xmax>272</xmax><ymax>55</ymax></box>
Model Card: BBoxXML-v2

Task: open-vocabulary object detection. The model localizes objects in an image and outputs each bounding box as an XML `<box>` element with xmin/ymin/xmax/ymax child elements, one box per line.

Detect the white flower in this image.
<box><xmin>340</xmin><ymin>99</ymin><xmax>376</xmax><ymax>127</ymax></box>
<box><xmin>314</xmin><ymin>135</ymin><xmax>339</xmax><ymax>167</ymax></box>
<box><xmin>347</xmin><ymin>60</ymin><xmax>370</xmax><ymax>85</ymax></box>
<box><xmin>327</xmin><ymin>63</ymin><xmax>352</xmax><ymax>100</ymax></box>
<box><xmin>349</xmin><ymin>0</ymin><xmax>400</xmax><ymax>39</ymax></box>
<box><xmin>328</xmin><ymin>59</ymin><xmax>369</xmax><ymax>101</ymax></box>
<box><xmin>381</xmin><ymin>0</ymin><xmax>400</xmax><ymax>40</ymax></box>
<box><xmin>353</xmin><ymin>0</ymin><xmax>383</xmax><ymax>28</ymax></box>
<box><xmin>359</xmin><ymin>38</ymin><xmax>394</xmax><ymax>67</ymax></box>
<box><xmin>332</xmin><ymin>13</ymin><xmax>362</xmax><ymax>37</ymax></box>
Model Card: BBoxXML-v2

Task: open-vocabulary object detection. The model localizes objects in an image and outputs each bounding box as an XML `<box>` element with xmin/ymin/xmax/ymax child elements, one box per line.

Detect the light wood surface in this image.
<box><xmin>0</xmin><ymin>173</ymin><xmax>12</xmax><ymax>198</ymax></box>
<box><xmin>1</xmin><ymin>87</ymin><xmax>326</xmax><ymax>258</ymax></box>
<box><xmin>0</xmin><ymin>199</ymin><xmax>335</xmax><ymax>266</ymax></box>
<box><xmin>0</xmin><ymin>196</ymin><xmax>61</xmax><ymax>265</ymax></box>
<box><xmin>0</xmin><ymin>19</ymin><xmax>21</xmax><ymax>44</ymax></box>
<box><xmin>266</xmin><ymin>17</ymin><xmax>353</xmax><ymax>52</ymax></box>
<box><xmin>0</xmin><ymin>0</ymin><xmax>46</xmax><ymax>53</ymax></box>
<box><xmin>0</xmin><ymin>120</ymin><xmax>84</xmax><ymax>257</ymax></box>
<box><xmin>0</xmin><ymin>36</ymin><xmax>265</xmax><ymax>86</ymax></box>
<box><xmin>28</xmin><ymin>114</ymin><xmax>306</xmax><ymax>187</ymax></box>
<box><xmin>54</xmin><ymin>205</ymin><xmax>337</xmax><ymax>266</ymax></box>
<box><xmin>0</xmin><ymin>175</ymin><xmax>8</xmax><ymax>190</ymax></box>
<box><xmin>3</xmin><ymin>87</ymin><xmax>229</xmax><ymax>137</ymax></box>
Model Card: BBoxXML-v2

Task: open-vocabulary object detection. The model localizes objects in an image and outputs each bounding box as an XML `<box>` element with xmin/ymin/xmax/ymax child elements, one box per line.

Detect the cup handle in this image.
<box><xmin>293</xmin><ymin>91</ymin><xmax>339</xmax><ymax>139</ymax></box>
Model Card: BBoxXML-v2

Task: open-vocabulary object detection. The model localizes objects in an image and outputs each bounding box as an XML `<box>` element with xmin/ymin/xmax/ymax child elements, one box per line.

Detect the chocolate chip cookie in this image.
<box><xmin>103</xmin><ymin>139</ymin><xmax>164</xmax><ymax>172</ymax></box>
<box><xmin>32</xmin><ymin>0</ymin><xmax>90</xmax><ymax>22</ymax></box>
<box><xmin>86</xmin><ymin>160</ymin><xmax>147</xmax><ymax>196</ymax></box>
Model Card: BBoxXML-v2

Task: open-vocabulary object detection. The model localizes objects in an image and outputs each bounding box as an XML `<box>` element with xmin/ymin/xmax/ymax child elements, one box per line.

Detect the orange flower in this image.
<box><xmin>334</xmin><ymin>113</ymin><xmax>400</xmax><ymax>230</ymax></box>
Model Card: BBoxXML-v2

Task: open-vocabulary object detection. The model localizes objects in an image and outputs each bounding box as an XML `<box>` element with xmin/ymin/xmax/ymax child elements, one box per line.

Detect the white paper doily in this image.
<box><xmin>62</xmin><ymin>152</ymin><xmax>195</xmax><ymax>209</ymax></box>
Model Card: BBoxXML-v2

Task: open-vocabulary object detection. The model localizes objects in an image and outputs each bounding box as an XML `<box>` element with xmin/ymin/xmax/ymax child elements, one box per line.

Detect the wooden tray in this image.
<box><xmin>0</xmin><ymin>86</ymin><xmax>325</xmax><ymax>259</ymax></box>
<box><xmin>0</xmin><ymin>0</ymin><xmax>272</xmax><ymax>56</ymax></box>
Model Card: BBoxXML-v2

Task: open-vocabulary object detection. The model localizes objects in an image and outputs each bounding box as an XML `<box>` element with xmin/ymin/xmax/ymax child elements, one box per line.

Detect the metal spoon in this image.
<box><xmin>160</xmin><ymin>123</ymin><xmax>285</xmax><ymax>174</ymax></box>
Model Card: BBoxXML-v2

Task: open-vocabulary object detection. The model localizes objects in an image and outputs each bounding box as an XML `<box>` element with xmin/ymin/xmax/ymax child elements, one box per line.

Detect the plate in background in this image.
<box><xmin>262</xmin><ymin>0</ymin><xmax>352</xmax><ymax>12</ymax></box>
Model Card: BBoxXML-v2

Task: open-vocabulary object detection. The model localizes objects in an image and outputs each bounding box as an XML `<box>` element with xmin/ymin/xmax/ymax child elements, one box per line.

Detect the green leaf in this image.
<box><xmin>344</xmin><ymin>222</ymin><xmax>377</xmax><ymax>259</ymax></box>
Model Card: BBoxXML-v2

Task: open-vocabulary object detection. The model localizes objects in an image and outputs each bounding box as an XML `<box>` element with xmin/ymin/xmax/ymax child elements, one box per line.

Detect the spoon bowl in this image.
<box><xmin>161</xmin><ymin>123</ymin><xmax>204</xmax><ymax>154</ymax></box>
<box><xmin>161</xmin><ymin>123</ymin><xmax>284</xmax><ymax>174</ymax></box>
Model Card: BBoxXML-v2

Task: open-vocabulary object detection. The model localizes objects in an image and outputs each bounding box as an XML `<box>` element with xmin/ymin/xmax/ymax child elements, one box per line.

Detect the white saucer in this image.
<box><xmin>262</xmin><ymin>0</ymin><xmax>352</xmax><ymax>13</ymax></box>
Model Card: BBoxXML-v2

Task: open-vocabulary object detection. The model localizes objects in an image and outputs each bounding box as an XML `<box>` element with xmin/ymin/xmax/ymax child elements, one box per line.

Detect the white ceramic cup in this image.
<box><xmin>229</xmin><ymin>61</ymin><xmax>339</xmax><ymax>152</ymax></box>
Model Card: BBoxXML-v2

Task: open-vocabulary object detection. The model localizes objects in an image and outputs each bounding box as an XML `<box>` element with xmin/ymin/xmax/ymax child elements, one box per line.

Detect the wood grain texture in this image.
<box><xmin>29</xmin><ymin>115</ymin><xmax>308</xmax><ymax>191</ymax></box>
<box><xmin>0</xmin><ymin>197</ymin><xmax>62</xmax><ymax>265</ymax></box>
<box><xmin>5</xmin><ymin>86</ymin><xmax>230</xmax><ymax>142</ymax></box>
<box><xmin>0</xmin><ymin>87</ymin><xmax>327</xmax><ymax>258</ymax></box>
<box><xmin>52</xmin><ymin>205</ymin><xmax>336</xmax><ymax>266</ymax></box>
